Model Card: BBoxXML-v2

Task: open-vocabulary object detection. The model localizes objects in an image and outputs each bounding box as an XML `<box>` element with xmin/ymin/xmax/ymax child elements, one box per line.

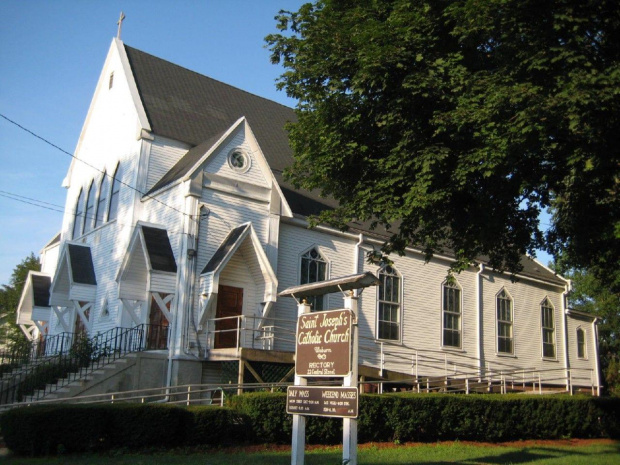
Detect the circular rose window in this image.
<box><xmin>227</xmin><ymin>148</ymin><xmax>250</xmax><ymax>173</ymax></box>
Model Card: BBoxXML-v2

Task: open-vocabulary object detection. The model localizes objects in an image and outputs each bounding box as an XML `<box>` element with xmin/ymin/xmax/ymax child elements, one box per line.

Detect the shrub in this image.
<box><xmin>188</xmin><ymin>406</ymin><xmax>250</xmax><ymax>445</ymax></box>
<box><xmin>2</xmin><ymin>393</ymin><xmax>619</xmax><ymax>456</ymax></box>
<box><xmin>0</xmin><ymin>405</ymin><xmax>109</xmax><ymax>455</ymax></box>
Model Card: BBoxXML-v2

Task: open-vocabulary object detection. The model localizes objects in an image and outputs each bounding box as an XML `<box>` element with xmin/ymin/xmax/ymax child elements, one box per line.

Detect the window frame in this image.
<box><xmin>576</xmin><ymin>327</ymin><xmax>587</xmax><ymax>359</ymax></box>
<box><xmin>496</xmin><ymin>288</ymin><xmax>514</xmax><ymax>355</ymax></box>
<box><xmin>83</xmin><ymin>180</ymin><xmax>97</xmax><ymax>234</ymax></box>
<box><xmin>72</xmin><ymin>188</ymin><xmax>85</xmax><ymax>239</ymax></box>
<box><xmin>441</xmin><ymin>280</ymin><xmax>462</xmax><ymax>349</ymax></box>
<box><xmin>107</xmin><ymin>163</ymin><xmax>121</xmax><ymax>222</ymax></box>
<box><xmin>541</xmin><ymin>297</ymin><xmax>557</xmax><ymax>360</ymax></box>
<box><xmin>376</xmin><ymin>265</ymin><xmax>402</xmax><ymax>342</ymax></box>
<box><xmin>299</xmin><ymin>246</ymin><xmax>329</xmax><ymax>311</ymax></box>
<box><xmin>94</xmin><ymin>171</ymin><xmax>109</xmax><ymax>229</ymax></box>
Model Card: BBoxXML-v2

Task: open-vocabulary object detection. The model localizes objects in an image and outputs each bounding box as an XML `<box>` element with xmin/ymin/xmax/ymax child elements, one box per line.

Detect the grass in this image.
<box><xmin>2</xmin><ymin>440</ymin><xmax>619</xmax><ymax>464</ymax></box>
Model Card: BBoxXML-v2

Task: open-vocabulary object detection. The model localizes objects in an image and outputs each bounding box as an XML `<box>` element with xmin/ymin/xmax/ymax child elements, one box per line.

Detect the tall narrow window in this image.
<box><xmin>497</xmin><ymin>289</ymin><xmax>514</xmax><ymax>354</ymax></box>
<box><xmin>72</xmin><ymin>188</ymin><xmax>84</xmax><ymax>239</ymax></box>
<box><xmin>108</xmin><ymin>164</ymin><xmax>121</xmax><ymax>221</ymax></box>
<box><xmin>83</xmin><ymin>180</ymin><xmax>96</xmax><ymax>234</ymax></box>
<box><xmin>577</xmin><ymin>328</ymin><xmax>586</xmax><ymax>359</ymax></box>
<box><xmin>377</xmin><ymin>266</ymin><xmax>400</xmax><ymax>341</ymax></box>
<box><xmin>94</xmin><ymin>172</ymin><xmax>109</xmax><ymax>228</ymax></box>
<box><xmin>541</xmin><ymin>298</ymin><xmax>556</xmax><ymax>358</ymax></box>
<box><xmin>300</xmin><ymin>248</ymin><xmax>327</xmax><ymax>311</ymax></box>
<box><xmin>442</xmin><ymin>282</ymin><xmax>461</xmax><ymax>348</ymax></box>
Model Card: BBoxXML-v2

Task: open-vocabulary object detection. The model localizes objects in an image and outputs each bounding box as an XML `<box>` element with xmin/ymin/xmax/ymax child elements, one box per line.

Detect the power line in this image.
<box><xmin>0</xmin><ymin>113</ymin><xmax>189</xmax><ymax>218</ymax></box>
<box><xmin>0</xmin><ymin>190</ymin><xmax>65</xmax><ymax>210</ymax></box>
<box><xmin>0</xmin><ymin>192</ymin><xmax>65</xmax><ymax>214</ymax></box>
<box><xmin>0</xmin><ymin>189</ymin><xmax>192</xmax><ymax>238</ymax></box>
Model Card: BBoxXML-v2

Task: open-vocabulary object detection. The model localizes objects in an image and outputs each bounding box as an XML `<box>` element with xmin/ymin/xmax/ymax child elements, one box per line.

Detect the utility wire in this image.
<box><xmin>0</xmin><ymin>192</ymin><xmax>65</xmax><ymax>214</ymax></box>
<box><xmin>0</xmin><ymin>113</ymin><xmax>189</xmax><ymax>218</ymax></box>
<box><xmin>0</xmin><ymin>189</ymin><xmax>192</xmax><ymax>238</ymax></box>
<box><xmin>0</xmin><ymin>190</ymin><xmax>65</xmax><ymax>210</ymax></box>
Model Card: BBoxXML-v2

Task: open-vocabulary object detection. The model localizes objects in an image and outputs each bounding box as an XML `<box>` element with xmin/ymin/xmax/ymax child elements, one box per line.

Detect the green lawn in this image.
<box><xmin>2</xmin><ymin>441</ymin><xmax>619</xmax><ymax>465</ymax></box>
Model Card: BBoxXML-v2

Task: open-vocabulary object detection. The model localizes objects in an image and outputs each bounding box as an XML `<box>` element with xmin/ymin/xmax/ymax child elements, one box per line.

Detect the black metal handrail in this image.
<box><xmin>0</xmin><ymin>324</ymin><xmax>167</xmax><ymax>405</ymax></box>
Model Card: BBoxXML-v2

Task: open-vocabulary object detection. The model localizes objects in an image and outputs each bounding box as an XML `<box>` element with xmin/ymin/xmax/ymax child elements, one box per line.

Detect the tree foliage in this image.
<box><xmin>0</xmin><ymin>253</ymin><xmax>41</xmax><ymax>343</ymax></box>
<box><xmin>267</xmin><ymin>0</ymin><xmax>620</xmax><ymax>286</ymax></box>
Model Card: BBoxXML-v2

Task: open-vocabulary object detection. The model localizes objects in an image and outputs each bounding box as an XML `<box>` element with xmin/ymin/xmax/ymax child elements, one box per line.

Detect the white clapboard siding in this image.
<box><xmin>481</xmin><ymin>273</ymin><xmax>566</xmax><ymax>378</ymax></box>
<box><xmin>150</xmin><ymin>271</ymin><xmax>177</xmax><ymax>294</ymax></box>
<box><xmin>567</xmin><ymin>314</ymin><xmax>597</xmax><ymax>375</ymax></box>
<box><xmin>146</xmin><ymin>136</ymin><xmax>191</xmax><ymax>192</ymax></box>
<box><xmin>69</xmin><ymin>284</ymin><xmax>97</xmax><ymax>302</ymax></box>
<box><xmin>203</xmin><ymin>128</ymin><xmax>269</xmax><ymax>188</ymax></box>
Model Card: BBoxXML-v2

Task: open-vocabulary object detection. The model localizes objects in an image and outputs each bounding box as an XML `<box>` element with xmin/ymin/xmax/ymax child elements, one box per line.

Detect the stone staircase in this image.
<box><xmin>20</xmin><ymin>353</ymin><xmax>140</xmax><ymax>404</ymax></box>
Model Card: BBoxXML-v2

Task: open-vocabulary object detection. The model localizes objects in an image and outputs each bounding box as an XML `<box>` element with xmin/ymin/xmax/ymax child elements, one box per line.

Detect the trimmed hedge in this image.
<box><xmin>2</xmin><ymin>393</ymin><xmax>619</xmax><ymax>455</ymax></box>
<box><xmin>0</xmin><ymin>404</ymin><xmax>246</xmax><ymax>455</ymax></box>
<box><xmin>229</xmin><ymin>392</ymin><xmax>620</xmax><ymax>444</ymax></box>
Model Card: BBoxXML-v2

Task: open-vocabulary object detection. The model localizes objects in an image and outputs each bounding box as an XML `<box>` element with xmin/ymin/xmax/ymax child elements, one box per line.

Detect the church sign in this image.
<box><xmin>295</xmin><ymin>309</ymin><xmax>353</xmax><ymax>377</ymax></box>
<box><xmin>286</xmin><ymin>386</ymin><xmax>358</xmax><ymax>418</ymax></box>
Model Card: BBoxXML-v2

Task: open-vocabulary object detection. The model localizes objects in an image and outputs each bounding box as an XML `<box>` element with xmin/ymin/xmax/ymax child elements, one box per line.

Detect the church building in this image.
<box><xmin>14</xmin><ymin>38</ymin><xmax>601</xmax><ymax>400</ymax></box>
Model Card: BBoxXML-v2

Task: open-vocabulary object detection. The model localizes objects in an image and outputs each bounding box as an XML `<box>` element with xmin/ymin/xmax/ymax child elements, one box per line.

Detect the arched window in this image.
<box><xmin>72</xmin><ymin>188</ymin><xmax>85</xmax><ymax>239</ymax></box>
<box><xmin>497</xmin><ymin>289</ymin><xmax>514</xmax><ymax>354</ymax></box>
<box><xmin>377</xmin><ymin>266</ymin><xmax>401</xmax><ymax>341</ymax></box>
<box><xmin>577</xmin><ymin>328</ymin><xmax>586</xmax><ymax>359</ymax></box>
<box><xmin>300</xmin><ymin>247</ymin><xmax>327</xmax><ymax>311</ymax></box>
<box><xmin>94</xmin><ymin>172</ymin><xmax>109</xmax><ymax>228</ymax></box>
<box><xmin>541</xmin><ymin>298</ymin><xmax>556</xmax><ymax>358</ymax></box>
<box><xmin>83</xmin><ymin>180</ymin><xmax>96</xmax><ymax>234</ymax></box>
<box><xmin>108</xmin><ymin>163</ymin><xmax>121</xmax><ymax>221</ymax></box>
<box><xmin>442</xmin><ymin>281</ymin><xmax>462</xmax><ymax>348</ymax></box>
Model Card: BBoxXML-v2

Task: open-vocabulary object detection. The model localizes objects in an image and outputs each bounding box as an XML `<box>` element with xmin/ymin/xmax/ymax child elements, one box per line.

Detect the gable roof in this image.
<box><xmin>31</xmin><ymin>274</ymin><xmax>52</xmax><ymax>307</ymax></box>
<box><xmin>124</xmin><ymin>43</ymin><xmax>564</xmax><ymax>287</ymax></box>
<box><xmin>141</xmin><ymin>226</ymin><xmax>177</xmax><ymax>273</ymax></box>
<box><xmin>67</xmin><ymin>244</ymin><xmax>97</xmax><ymax>285</ymax></box>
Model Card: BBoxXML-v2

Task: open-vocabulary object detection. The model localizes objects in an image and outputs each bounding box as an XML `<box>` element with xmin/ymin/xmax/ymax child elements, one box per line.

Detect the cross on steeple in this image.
<box><xmin>117</xmin><ymin>11</ymin><xmax>126</xmax><ymax>39</ymax></box>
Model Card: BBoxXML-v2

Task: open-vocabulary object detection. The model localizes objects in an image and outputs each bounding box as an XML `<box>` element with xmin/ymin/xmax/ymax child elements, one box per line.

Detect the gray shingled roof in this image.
<box><xmin>142</xmin><ymin>226</ymin><xmax>177</xmax><ymax>273</ymax></box>
<box><xmin>124</xmin><ymin>44</ymin><xmax>564</xmax><ymax>287</ymax></box>
<box><xmin>201</xmin><ymin>224</ymin><xmax>249</xmax><ymax>275</ymax></box>
<box><xmin>31</xmin><ymin>274</ymin><xmax>51</xmax><ymax>307</ymax></box>
<box><xmin>67</xmin><ymin>244</ymin><xmax>97</xmax><ymax>285</ymax></box>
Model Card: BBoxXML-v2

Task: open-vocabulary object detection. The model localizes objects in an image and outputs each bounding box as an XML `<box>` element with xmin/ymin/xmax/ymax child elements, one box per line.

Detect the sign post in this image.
<box><xmin>343</xmin><ymin>293</ymin><xmax>359</xmax><ymax>464</ymax></box>
<box><xmin>279</xmin><ymin>272</ymin><xmax>380</xmax><ymax>465</ymax></box>
<box><xmin>291</xmin><ymin>300</ymin><xmax>310</xmax><ymax>465</ymax></box>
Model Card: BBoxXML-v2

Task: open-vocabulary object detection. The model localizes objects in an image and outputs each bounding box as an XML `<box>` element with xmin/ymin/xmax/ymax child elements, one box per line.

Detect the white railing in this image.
<box><xmin>1</xmin><ymin>384</ymin><xmax>227</xmax><ymax>411</ymax></box>
<box><xmin>201</xmin><ymin>315</ymin><xmax>601</xmax><ymax>395</ymax></box>
<box><xmin>202</xmin><ymin>315</ymin><xmax>296</xmax><ymax>352</ymax></box>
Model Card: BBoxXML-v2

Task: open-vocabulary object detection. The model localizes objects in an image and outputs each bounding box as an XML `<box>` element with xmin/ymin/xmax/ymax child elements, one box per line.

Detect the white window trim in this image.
<box><xmin>375</xmin><ymin>265</ymin><xmax>403</xmax><ymax>343</ymax></box>
<box><xmin>72</xmin><ymin>188</ymin><xmax>85</xmax><ymax>239</ymax></box>
<box><xmin>495</xmin><ymin>288</ymin><xmax>515</xmax><ymax>355</ymax></box>
<box><xmin>576</xmin><ymin>326</ymin><xmax>588</xmax><ymax>360</ymax></box>
<box><xmin>441</xmin><ymin>279</ymin><xmax>463</xmax><ymax>350</ymax></box>
<box><xmin>540</xmin><ymin>296</ymin><xmax>558</xmax><ymax>361</ymax></box>
<box><xmin>227</xmin><ymin>147</ymin><xmax>252</xmax><ymax>174</ymax></box>
<box><xmin>297</xmin><ymin>245</ymin><xmax>330</xmax><ymax>311</ymax></box>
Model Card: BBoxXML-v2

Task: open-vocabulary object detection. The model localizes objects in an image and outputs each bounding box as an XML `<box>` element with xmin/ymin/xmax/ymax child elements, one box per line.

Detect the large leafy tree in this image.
<box><xmin>0</xmin><ymin>253</ymin><xmax>41</xmax><ymax>344</ymax></box>
<box><xmin>267</xmin><ymin>0</ymin><xmax>620</xmax><ymax>287</ymax></box>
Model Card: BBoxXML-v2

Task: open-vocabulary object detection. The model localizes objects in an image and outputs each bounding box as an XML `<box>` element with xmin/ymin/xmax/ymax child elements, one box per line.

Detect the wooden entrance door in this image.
<box><xmin>147</xmin><ymin>294</ymin><xmax>170</xmax><ymax>350</ymax></box>
<box><xmin>214</xmin><ymin>285</ymin><xmax>243</xmax><ymax>349</ymax></box>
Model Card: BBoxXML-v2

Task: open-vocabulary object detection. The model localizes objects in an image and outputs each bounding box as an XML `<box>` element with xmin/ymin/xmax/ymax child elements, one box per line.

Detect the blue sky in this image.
<box><xmin>0</xmin><ymin>0</ymin><xmax>553</xmax><ymax>285</ymax></box>
<box><xmin>0</xmin><ymin>0</ymin><xmax>304</xmax><ymax>284</ymax></box>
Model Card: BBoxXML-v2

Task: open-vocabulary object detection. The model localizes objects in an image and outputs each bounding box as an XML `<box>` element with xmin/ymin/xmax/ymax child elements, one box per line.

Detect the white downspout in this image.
<box><xmin>476</xmin><ymin>263</ymin><xmax>484</xmax><ymax>379</ymax></box>
<box><xmin>353</xmin><ymin>234</ymin><xmax>364</xmax><ymax>297</ymax></box>
<box><xmin>592</xmin><ymin>317</ymin><xmax>601</xmax><ymax>396</ymax></box>
<box><xmin>562</xmin><ymin>281</ymin><xmax>572</xmax><ymax>392</ymax></box>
